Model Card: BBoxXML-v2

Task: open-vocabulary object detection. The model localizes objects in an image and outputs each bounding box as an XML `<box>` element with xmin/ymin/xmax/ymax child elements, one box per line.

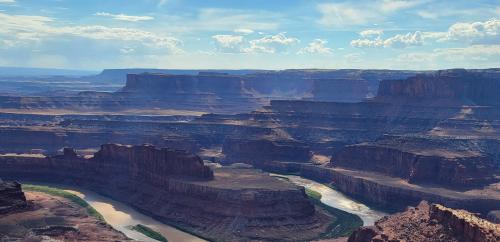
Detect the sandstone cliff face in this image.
<box><xmin>348</xmin><ymin>201</ymin><xmax>500</xmax><ymax>242</ymax></box>
<box><xmin>331</xmin><ymin>143</ymin><xmax>498</xmax><ymax>188</ymax></box>
<box><xmin>311</xmin><ymin>78</ymin><xmax>370</xmax><ymax>102</ymax></box>
<box><xmin>222</xmin><ymin>138</ymin><xmax>312</xmax><ymax>165</ymax></box>
<box><xmin>298</xmin><ymin>165</ymin><xmax>500</xmax><ymax>214</ymax></box>
<box><xmin>0</xmin><ymin>145</ymin><xmax>334</xmax><ymax>242</ymax></box>
<box><xmin>94</xmin><ymin>144</ymin><xmax>213</xmax><ymax>179</ymax></box>
<box><xmin>378</xmin><ymin>69</ymin><xmax>500</xmax><ymax>105</ymax></box>
<box><xmin>0</xmin><ymin>180</ymin><xmax>27</xmax><ymax>214</ymax></box>
<box><xmin>123</xmin><ymin>73</ymin><xmax>247</xmax><ymax>96</ymax></box>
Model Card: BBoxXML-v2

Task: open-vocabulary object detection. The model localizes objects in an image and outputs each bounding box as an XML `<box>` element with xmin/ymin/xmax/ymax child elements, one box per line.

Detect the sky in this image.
<box><xmin>0</xmin><ymin>0</ymin><xmax>499</xmax><ymax>70</ymax></box>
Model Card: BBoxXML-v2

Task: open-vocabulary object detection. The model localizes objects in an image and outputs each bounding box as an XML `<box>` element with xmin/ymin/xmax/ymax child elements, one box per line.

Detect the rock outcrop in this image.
<box><xmin>378</xmin><ymin>69</ymin><xmax>500</xmax><ymax>105</ymax></box>
<box><xmin>488</xmin><ymin>210</ymin><xmax>500</xmax><ymax>223</ymax></box>
<box><xmin>331</xmin><ymin>143</ymin><xmax>498</xmax><ymax>188</ymax></box>
<box><xmin>0</xmin><ymin>179</ymin><xmax>27</xmax><ymax>214</ymax></box>
<box><xmin>348</xmin><ymin>201</ymin><xmax>500</xmax><ymax>242</ymax></box>
<box><xmin>0</xmin><ymin>144</ymin><xmax>337</xmax><ymax>242</ymax></box>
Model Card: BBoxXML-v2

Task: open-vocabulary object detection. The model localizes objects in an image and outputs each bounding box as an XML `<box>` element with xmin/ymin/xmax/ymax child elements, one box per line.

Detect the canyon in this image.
<box><xmin>0</xmin><ymin>144</ymin><xmax>347</xmax><ymax>242</ymax></box>
<box><xmin>0</xmin><ymin>68</ymin><xmax>499</xmax><ymax>240</ymax></box>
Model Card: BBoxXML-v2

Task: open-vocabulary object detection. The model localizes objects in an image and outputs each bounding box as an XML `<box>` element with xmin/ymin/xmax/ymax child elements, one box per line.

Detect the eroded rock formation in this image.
<box><xmin>378</xmin><ymin>69</ymin><xmax>500</xmax><ymax>105</ymax></box>
<box><xmin>0</xmin><ymin>144</ymin><xmax>336</xmax><ymax>242</ymax></box>
<box><xmin>348</xmin><ymin>201</ymin><xmax>500</xmax><ymax>242</ymax></box>
<box><xmin>331</xmin><ymin>143</ymin><xmax>498</xmax><ymax>188</ymax></box>
<box><xmin>222</xmin><ymin>138</ymin><xmax>312</xmax><ymax>165</ymax></box>
<box><xmin>0</xmin><ymin>180</ymin><xmax>27</xmax><ymax>214</ymax></box>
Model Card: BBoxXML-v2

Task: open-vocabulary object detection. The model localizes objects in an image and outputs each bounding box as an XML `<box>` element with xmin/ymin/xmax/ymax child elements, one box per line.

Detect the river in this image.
<box><xmin>273</xmin><ymin>175</ymin><xmax>387</xmax><ymax>225</ymax></box>
<box><xmin>28</xmin><ymin>183</ymin><xmax>207</xmax><ymax>242</ymax></box>
<box><xmin>29</xmin><ymin>173</ymin><xmax>385</xmax><ymax>241</ymax></box>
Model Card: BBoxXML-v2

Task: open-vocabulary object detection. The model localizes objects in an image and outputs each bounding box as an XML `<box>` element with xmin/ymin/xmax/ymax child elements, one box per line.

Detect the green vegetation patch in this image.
<box><xmin>306</xmin><ymin>188</ymin><xmax>363</xmax><ymax>239</ymax></box>
<box><xmin>305</xmin><ymin>188</ymin><xmax>322</xmax><ymax>200</ymax></box>
<box><xmin>22</xmin><ymin>184</ymin><xmax>104</xmax><ymax>221</ymax></box>
<box><xmin>131</xmin><ymin>224</ymin><xmax>168</xmax><ymax>242</ymax></box>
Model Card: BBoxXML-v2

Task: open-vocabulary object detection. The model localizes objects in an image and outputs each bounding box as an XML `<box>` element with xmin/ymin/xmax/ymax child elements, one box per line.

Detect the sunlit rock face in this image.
<box><xmin>348</xmin><ymin>201</ymin><xmax>500</xmax><ymax>242</ymax></box>
<box><xmin>0</xmin><ymin>144</ymin><xmax>336</xmax><ymax>242</ymax></box>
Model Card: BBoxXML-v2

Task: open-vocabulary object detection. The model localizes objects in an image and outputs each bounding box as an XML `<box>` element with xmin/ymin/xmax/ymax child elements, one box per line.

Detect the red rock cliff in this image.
<box><xmin>348</xmin><ymin>201</ymin><xmax>500</xmax><ymax>242</ymax></box>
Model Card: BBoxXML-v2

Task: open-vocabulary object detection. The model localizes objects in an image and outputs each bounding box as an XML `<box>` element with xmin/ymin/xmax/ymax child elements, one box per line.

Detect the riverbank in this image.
<box><xmin>0</xmin><ymin>190</ymin><xmax>132</xmax><ymax>241</ymax></box>
<box><xmin>263</xmin><ymin>162</ymin><xmax>500</xmax><ymax>215</ymax></box>
<box><xmin>275</xmin><ymin>175</ymin><xmax>387</xmax><ymax>226</ymax></box>
<box><xmin>51</xmin><ymin>184</ymin><xmax>207</xmax><ymax>242</ymax></box>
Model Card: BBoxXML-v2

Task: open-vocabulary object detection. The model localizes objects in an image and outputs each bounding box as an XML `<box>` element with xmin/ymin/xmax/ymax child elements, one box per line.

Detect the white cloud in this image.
<box><xmin>158</xmin><ymin>0</ymin><xmax>167</xmax><ymax>7</ymax></box>
<box><xmin>360</xmin><ymin>29</ymin><xmax>384</xmax><ymax>38</ymax></box>
<box><xmin>379</xmin><ymin>0</ymin><xmax>426</xmax><ymax>12</ymax></box>
<box><xmin>120</xmin><ymin>47</ymin><xmax>135</xmax><ymax>54</ymax></box>
<box><xmin>318</xmin><ymin>0</ymin><xmax>428</xmax><ymax>27</ymax></box>
<box><xmin>0</xmin><ymin>12</ymin><xmax>181</xmax><ymax>53</ymax></box>
<box><xmin>0</xmin><ymin>0</ymin><xmax>15</xmax><ymax>3</ymax></box>
<box><xmin>194</xmin><ymin>8</ymin><xmax>279</xmax><ymax>32</ymax></box>
<box><xmin>212</xmin><ymin>34</ymin><xmax>244</xmax><ymax>52</ymax></box>
<box><xmin>95</xmin><ymin>12</ymin><xmax>154</xmax><ymax>22</ymax></box>
<box><xmin>297</xmin><ymin>39</ymin><xmax>333</xmax><ymax>54</ymax></box>
<box><xmin>234</xmin><ymin>28</ymin><xmax>254</xmax><ymax>35</ymax></box>
<box><xmin>317</xmin><ymin>3</ymin><xmax>379</xmax><ymax>27</ymax></box>
<box><xmin>396</xmin><ymin>45</ymin><xmax>500</xmax><ymax>68</ymax></box>
<box><xmin>444</xmin><ymin>18</ymin><xmax>499</xmax><ymax>44</ymax></box>
<box><xmin>384</xmin><ymin>31</ymin><xmax>423</xmax><ymax>47</ymax></box>
<box><xmin>244</xmin><ymin>33</ymin><xmax>299</xmax><ymax>53</ymax></box>
<box><xmin>352</xmin><ymin>19</ymin><xmax>500</xmax><ymax>48</ymax></box>
<box><xmin>352</xmin><ymin>31</ymin><xmax>423</xmax><ymax>48</ymax></box>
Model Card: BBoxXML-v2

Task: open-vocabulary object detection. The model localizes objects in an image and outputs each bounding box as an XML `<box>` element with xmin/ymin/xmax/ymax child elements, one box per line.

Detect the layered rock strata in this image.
<box><xmin>275</xmin><ymin>164</ymin><xmax>500</xmax><ymax>215</ymax></box>
<box><xmin>348</xmin><ymin>201</ymin><xmax>500</xmax><ymax>242</ymax></box>
<box><xmin>0</xmin><ymin>144</ymin><xmax>335</xmax><ymax>242</ymax></box>
<box><xmin>331</xmin><ymin>143</ymin><xmax>498</xmax><ymax>188</ymax></box>
<box><xmin>0</xmin><ymin>180</ymin><xmax>27</xmax><ymax>214</ymax></box>
<box><xmin>222</xmin><ymin>138</ymin><xmax>312</xmax><ymax>165</ymax></box>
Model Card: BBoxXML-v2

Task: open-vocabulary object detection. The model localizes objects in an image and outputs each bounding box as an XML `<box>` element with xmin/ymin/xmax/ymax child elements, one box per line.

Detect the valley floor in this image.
<box><xmin>0</xmin><ymin>191</ymin><xmax>132</xmax><ymax>241</ymax></box>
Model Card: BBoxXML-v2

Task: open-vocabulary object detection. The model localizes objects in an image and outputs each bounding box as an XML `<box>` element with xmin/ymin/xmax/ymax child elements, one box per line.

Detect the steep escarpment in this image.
<box><xmin>0</xmin><ymin>180</ymin><xmax>27</xmax><ymax>214</ymax></box>
<box><xmin>222</xmin><ymin>138</ymin><xmax>312</xmax><ymax>165</ymax></box>
<box><xmin>0</xmin><ymin>69</ymin><xmax>423</xmax><ymax>114</ymax></box>
<box><xmin>348</xmin><ymin>201</ymin><xmax>500</xmax><ymax>242</ymax></box>
<box><xmin>123</xmin><ymin>73</ymin><xmax>247</xmax><ymax>96</ymax></box>
<box><xmin>378</xmin><ymin>69</ymin><xmax>500</xmax><ymax>105</ymax></box>
<box><xmin>311</xmin><ymin>78</ymin><xmax>370</xmax><ymax>102</ymax></box>
<box><xmin>93</xmin><ymin>144</ymin><xmax>213</xmax><ymax>179</ymax></box>
<box><xmin>295</xmin><ymin>164</ymin><xmax>500</xmax><ymax>215</ymax></box>
<box><xmin>331</xmin><ymin>143</ymin><xmax>498</xmax><ymax>188</ymax></box>
<box><xmin>0</xmin><ymin>144</ymin><xmax>338</xmax><ymax>242</ymax></box>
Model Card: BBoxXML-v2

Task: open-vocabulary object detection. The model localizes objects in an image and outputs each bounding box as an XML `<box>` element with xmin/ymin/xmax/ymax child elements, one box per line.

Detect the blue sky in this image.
<box><xmin>0</xmin><ymin>0</ymin><xmax>498</xmax><ymax>70</ymax></box>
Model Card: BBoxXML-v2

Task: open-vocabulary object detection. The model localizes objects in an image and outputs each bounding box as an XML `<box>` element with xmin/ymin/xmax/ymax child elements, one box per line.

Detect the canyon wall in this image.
<box><xmin>0</xmin><ymin>180</ymin><xmax>27</xmax><ymax>214</ymax></box>
<box><xmin>331</xmin><ymin>143</ymin><xmax>498</xmax><ymax>188</ymax></box>
<box><xmin>298</xmin><ymin>165</ymin><xmax>500</xmax><ymax>214</ymax></box>
<box><xmin>0</xmin><ymin>144</ymin><xmax>335</xmax><ymax>242</ymax></box>
<box><xmin>348</xmin><ymin>201</ymin><xmax>500</xmax><ymax>242</ymax></box>
<box><xmin>222</xmin><ymin>138</ymin><xmax>312</xmax><ymax>165</ymax></box>
<box><xmin>378</xmin><ymin>69</ymin><xmax>500</xmax><ymax>105</ymax></box>
<box><xmin>311</xmin><ymin>78</ymin><xmax>370</xmax><ymax>102</ymax></box>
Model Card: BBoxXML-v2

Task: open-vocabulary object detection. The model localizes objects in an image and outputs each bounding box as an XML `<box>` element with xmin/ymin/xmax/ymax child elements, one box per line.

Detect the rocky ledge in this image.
<box><xmin>0</xmin><ymin>144</ymin><xmax>338</xmax><ymax>242</ymax></box>
<box><xmin>348</xmin><ymin>201</ymin><xmax>500</xmax><ymax>242</ymax></box>
<box><xmin>331</xmin><ymin>142</ymin><xmax>498</xmax><ymax>188</ymax></box>
<box><xmin>0</xmin><ymin>179</ymin><xmax>27</xmax><ymax>214</ymax></box>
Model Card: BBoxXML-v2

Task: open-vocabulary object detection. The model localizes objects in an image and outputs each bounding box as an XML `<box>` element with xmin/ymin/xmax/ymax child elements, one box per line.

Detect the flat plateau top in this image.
<box><xmin>187</xmin><ymin>167</ymin><xmax>300</xmax><ymax>191</ymax></box>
